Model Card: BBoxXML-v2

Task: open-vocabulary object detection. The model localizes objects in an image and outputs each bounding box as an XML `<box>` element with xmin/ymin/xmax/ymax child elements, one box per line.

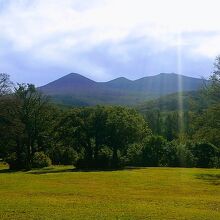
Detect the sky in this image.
<box><xmin>0</xmin><ymin>0</ymin><xmax>220</xmax><ymax>86</ymax></box>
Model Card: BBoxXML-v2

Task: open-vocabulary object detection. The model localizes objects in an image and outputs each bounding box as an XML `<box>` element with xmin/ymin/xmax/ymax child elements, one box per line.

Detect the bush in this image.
<box><xmin>5</xmin><ymin>152</ymin><xmax>18</xmax><ymax>170</ymax></box>
<box><xmin>32</xmin><ymin>152</ymin><xmax>52</xmax><ymax>168</ymax></box>
<box><xmin>189</xmin><ymin>142</ymin><xmax>219</xmax><ymax>168</ymax></box>
<box><xmin>76</xmin><ymin>146</ymin><xmax>113</xmax><ymax>169</ymax></box>
<box><xmin>48</xmin><ymin>146</ymin><xmax>78</xmax><ymax>165</ymax></box>
<box><xmin>175</xmin><ymin>143</ymin><xmax>195</xmax><ymax>167</ymax></box>
<box><xmin>6</xmin><ymin>152</ymin><xmax>27</xmax><ymax>170</ymax></box>
<box><xmin>126</xmin><ymin>143</ymin><xmax>143</xmax><ymax>166</ymax></box>
<box><xmin>62</xmin><ymin>148</ymin><xmax>78</xmax><ymax>165</ymax></box>
<box><xmin>96</xmin><ymin>146</ymin><xmax>113</xmax><ymax>168</ymax></box>
<box><xmin>142</xmin><ymin>136</ymin><xmax>167</xmax><ymax>167</ymax></box>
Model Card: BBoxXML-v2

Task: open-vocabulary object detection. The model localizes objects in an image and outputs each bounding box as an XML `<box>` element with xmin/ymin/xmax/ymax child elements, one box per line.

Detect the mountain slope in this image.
<box><xmin>136</xmin><ymin>90</ymin><xmax>208</xmax><ymax>113</ymax></box>
<box><xmin>39</xmin><ymin>73</ymin><xmax>97</xmax><ymax>94</ymax></box>
<box><xmin>39</xmin><ymin>73</ymin><xmax>206</xmax><ymax>106</ymax></box>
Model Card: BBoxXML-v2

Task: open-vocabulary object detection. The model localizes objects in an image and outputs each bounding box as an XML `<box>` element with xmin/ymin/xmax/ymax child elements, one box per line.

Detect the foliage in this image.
<box><xmin>126</xmin><ymin>143</ymin><xmax>144</xmax><ymax>166</ymax></box>
<box><xmin>105</xmin><ymin>106</ymin><xmax>150</xmax><ymax>167</ymax></box>
<box><xmin>192</xmin><ymin>104</ymin><xmax>220</xmax><ymax>147</ymax></box>
<box><xmin>56</xmin><ymin>106</ymin><xmax>150</xmax><ymax>169</ymax></box>
<box><xmin>32</xmin><ymin>152</ymin><xmax>52</xmax><ymax>168</ymax></box>
<box><xmin>96</xmin><ymin>146</ymin><xmax>113</xmax><ymax>168</ymax></box>
<box><xmin>0</xmin><ymin>73</ymin><xmax>13</xmax><ymax>96</ymax></box>
<box><xmin>0</xmin><ymin>83</ymin><xmax>55</xmax><ymax>169</ymax></box>
<box><xmin>189</xmin><ymin>142</ymin><xmax>219</xmax><ymax>168</ymax></box>
<box><xmin>1</xmin><ymin>57</ymin><xmax>220</xmax><ymax>170</ymax></box>
<box><xmin>175</xmin><ymin>142</ymin><xmax>195</xmax><ymax>167</ymax></box>
<box><xmin>142</xmin><ymin>136</ymin><xmax>168</xmax><ymax>167</ymax></box>
<box><xmin>208</xmin><ymin>55</ymin><xmax>220</xmax><ymax>101</ymax></box>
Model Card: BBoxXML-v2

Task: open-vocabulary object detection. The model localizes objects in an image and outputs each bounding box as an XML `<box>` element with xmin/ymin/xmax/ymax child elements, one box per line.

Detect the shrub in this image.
<box><xmin>76</xmin><ymin>146</ymin><xmax>113</xmax><ymax>169</ymax></box>
<box><xmin>175</xmin><ymin>143</ymin><xmax>195</xmax><ymax>167</ymax></box>
<box><xmin>62</xmin><ymin>147</ymin><xmax>78</xmax><ymax>165</ymax></box>
<box><xmin>96</xmin><ymin>146</ymin><xmax>113</xmax><ymax>168</ymax></box>
<box><xmin>142</xmin><ymin>136</ymin><xmax>167</xmax><ymax>167</ymax></box>
<box><xmin>189</xmin><ymin>142</ymin><xmax>219</xmax><ymax>168</ymax></box>
<box><xmin>5</xmin><ymin>152</ymin><xmax>18</xmax><ymax>170</ymax></box>
<box><xmin>32</xmin><ymin>152</ymin><xmax>51</xmax><ymax>168</ymax></box>
<box><xmin>6</xmin><ymin>152</ymin><xmax>27</xmax><ymax>170</ymax></box>
<box><xmin>126</xmin><ymin>143</ymin><xmax>143</xmax><ymax>166</ymax></box>
<box><xmin>48</xmin><ymin>146</ymin><xmax>78</xmax><ymax>165</ymax></box>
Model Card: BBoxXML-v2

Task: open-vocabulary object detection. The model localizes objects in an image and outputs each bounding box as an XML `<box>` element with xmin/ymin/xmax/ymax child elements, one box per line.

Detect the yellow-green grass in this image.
<box><xmin>0</xmin><ymin>164</ymin><xmax>219</xmax><ymax>220</ymax></box>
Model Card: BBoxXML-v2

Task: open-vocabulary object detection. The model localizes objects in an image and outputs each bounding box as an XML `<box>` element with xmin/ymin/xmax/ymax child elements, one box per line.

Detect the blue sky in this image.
<box><xmin>0</xmin><ymin>0</ymin><xmax>220</xmax><ymax>86</ymax></box>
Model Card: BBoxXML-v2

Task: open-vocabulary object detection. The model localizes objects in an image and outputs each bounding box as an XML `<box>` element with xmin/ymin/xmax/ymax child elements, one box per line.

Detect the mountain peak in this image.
<box><xmin>39</xmin><ymin>72</ymin><xmax>96</xmax><ymax>95</ymax></box>
<box><xmin>107</xmin><ymin>76</ymin><xmax>131</xmax><ymax>83</ymax></box>
<box><xmin>39</xmin><ymin>72</ymin><xmax>205</xmax><ymax>106</ymax></box>
<box><xmin>62</xmin><ymin>73</ymin><xmax>95</xmax><ymax>81</ymax></box>
<box><xmin>159</xmin><ymin>72</ymin><xmax>176</xmax><ymax>76</ymax></box>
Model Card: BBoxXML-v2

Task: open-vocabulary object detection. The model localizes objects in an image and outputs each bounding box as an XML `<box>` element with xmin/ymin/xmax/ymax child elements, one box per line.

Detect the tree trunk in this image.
<box><xmin>112</xmin><ymin>147</ymin><xmax>118</xmax><ymax>168</ymax></box>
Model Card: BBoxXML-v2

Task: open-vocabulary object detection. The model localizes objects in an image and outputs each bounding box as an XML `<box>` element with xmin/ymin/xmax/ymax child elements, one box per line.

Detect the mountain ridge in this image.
<box><xmin>39</xmin><ymin>73</ymin><xmax>206</xmax><ymax>106</ymax></box>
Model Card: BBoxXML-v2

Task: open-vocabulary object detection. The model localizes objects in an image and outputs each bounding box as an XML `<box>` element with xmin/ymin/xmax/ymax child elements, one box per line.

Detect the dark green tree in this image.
<box><xmin>106</xmin><ymin>106</ymin><xmax>150</xmax><ymax>167</ymax></box>
<box><xmin>0</xmin><ymin>73</ymin><xmax>13</xmax><ymax>96</ymax></box>
<box><xmin>208</xmin><ymin>55</ymin><xmax>220</xmax><ymax>101</ymax></box>
<box><xmin>142</xmin><ymin>135</ymin><xmax>167</xmax><ymax>167</ymax></box>
<box><xmin>189</xmin><ymin>142</ymin><xmax>219</xmax><ymax>168</ymax></box>
<box><xmin>1</xmin><ymin>84</ymin><xmax>53</xmax><ymax>169</ymax></box>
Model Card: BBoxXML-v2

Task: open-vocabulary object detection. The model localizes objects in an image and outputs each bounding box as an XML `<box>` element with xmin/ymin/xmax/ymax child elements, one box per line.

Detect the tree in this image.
<box><xmin>106</xmin><ymin>106</ymin><xmax>150</xmax><ymax>167</ymax></box>
<box><xmin>55</xmin><ymin>106</ymin><xmax>151</xmax><ymax>169</ymax></box>
<box><xmin>142</xmin><ymin>135</ymin><xmax>167</xmax><ymax>167</ymax></box>
<box><xmin>55</xmin><ymin>107</ymin><xmax>108</xmax><ymax>168</ymax></box>
<box><xmin>163</xmin><ymin>112</ymin><xmax>179</xmax><ymax>141</ymax></box>
<box><xmin>208</xmin><ymin>56</ymin><xmax>220</xmax><ymax>101</ymax></box>
<box><xmin>189</xmin><ymin>142</ymin><xmax>219</xmax><ymax>168</ymax></box>
<box><xmin>192</xmin><ymin>104</ymin><xmax>220</xmax><ymax>147</ymax></box>
<box><xmin>0</xmin><ymin>73</ymin><xmax>13</xmax><ymax>96</ymax></box>
<box><xmin>143</xmin><ymin>110</ymin><xmax>162</xmax><ymax>135</ymax></box>
<box><xmin>0</xmin><ymin>95</ymin><xmax>24</xmax><ymax>162</ymax></box>
<box><xmin>1</xmin><ymin>84</ymin><xmax>53</xmax><ymax>169</ymax></box>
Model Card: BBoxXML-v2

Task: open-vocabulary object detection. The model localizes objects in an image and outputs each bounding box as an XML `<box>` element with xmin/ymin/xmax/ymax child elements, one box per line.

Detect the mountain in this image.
<box><xmin>39</xmin><ymin>73</ymin><xmax>97</xmax><ymax>94</ymax></box>
<box><xmin>39</xmin><ymin>73</ymin><xmax>206</xmax><ymax>106</ymax></box>
<box><xmin>136</xmin><ymin>91</ymin><xmax>208</xmax><ymax>113</ymax></box>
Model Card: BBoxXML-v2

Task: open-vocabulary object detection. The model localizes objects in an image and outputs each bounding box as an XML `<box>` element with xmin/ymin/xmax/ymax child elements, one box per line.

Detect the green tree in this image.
<box><xmin>189</xmin><ymin>142</ymin><xmax>219</xmax><ymax>168</ymax></box>
<box><xmin>143</xmin><ymin>110</ymin><xmax>162</xmax><ymax>135</ymax></box>
<box><xmin>1</xmin><ymin>84</ymin><xmax>53</xmax><ymax>169</ymax></box>
<box><xmin>0</xmin><ymin>73</ymin><xmax>13</xmax><ymax>96</ymax></box>
<box><xmin>208</xmin><ymin>55</ymin><xmax>220</xmax><ymax>101</ymax></box>
<box><xmin>56</xmin><ymin>106</ymin><xmax>150</xmax><ymax>169</ymax></box>
<box><xmin>142</xmin><ymin>135</ymin><xmax>167</xmax><ymax>167</ymax></box>
<box><xmin>106</xmin><ymin>106</ymin><xmax>150</xmax><ymax>167</ymax></box>
<box><xmin>192</xmin><ymin>104</ymin><xmax>220</xmax><ymax>147</ymax></box>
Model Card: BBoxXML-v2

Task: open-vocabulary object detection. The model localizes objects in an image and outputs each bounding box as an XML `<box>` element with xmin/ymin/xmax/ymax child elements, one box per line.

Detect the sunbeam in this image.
<box><xmin>177</xmin><ymin>31</ymin><xmax>185</xmax><ymax>136</ymax></box>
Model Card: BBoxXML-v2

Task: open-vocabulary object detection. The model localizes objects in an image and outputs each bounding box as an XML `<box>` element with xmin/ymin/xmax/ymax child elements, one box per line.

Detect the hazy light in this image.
<box><xmin>177</xmin><ymin>31</ymin><xmax>185</xmax><ymax>135</ymax></box>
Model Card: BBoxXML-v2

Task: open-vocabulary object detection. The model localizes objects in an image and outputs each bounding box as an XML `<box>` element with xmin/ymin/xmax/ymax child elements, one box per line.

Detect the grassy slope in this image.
<box><xmin>0</xmin><ymin>164</ymin><xmax>219</xmax><ymax>220</ymax></box>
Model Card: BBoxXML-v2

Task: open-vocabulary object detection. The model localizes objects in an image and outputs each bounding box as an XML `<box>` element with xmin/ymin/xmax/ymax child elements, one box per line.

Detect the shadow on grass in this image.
<box><xmin>0</xmin><ymin>166</ymin><xmax>145</xmax><ymax>175</ymax></box>
<box><xmin>196</xmin><ymin>173</ymin><xmax>220</xmax><ymax>185</ymax></box>
<box><xmin>0</xmin><ymin>166</ymin><xmax>73</xmax><ymax>174</ymax></box>
<box><xmin>28</xmin><ymin>166</ymin><xmax>144</xmax><ymax>175</ymax></box>
<box><xmin>28</xmin><ymin>167</ymin><xmax>74</xmax><ymax>174</ymax></box>
<box><xmin>0</xmin><ymin>168</ymin><xmax>17</xmax><ymax>174</ymax></box>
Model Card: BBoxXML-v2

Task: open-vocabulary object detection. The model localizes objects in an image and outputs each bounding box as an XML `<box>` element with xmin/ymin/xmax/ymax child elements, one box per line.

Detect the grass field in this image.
<box><xmin>0</xmin><ymin>163</ymin><xmax>220</xmax><ymax>220</ymax></box>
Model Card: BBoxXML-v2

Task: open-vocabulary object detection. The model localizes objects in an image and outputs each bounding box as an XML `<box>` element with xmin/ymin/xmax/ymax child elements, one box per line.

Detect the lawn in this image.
<box><xmin>0</xmin><ymin>164</ymin><xmax>219</xmax><ymax>220</ymax></box>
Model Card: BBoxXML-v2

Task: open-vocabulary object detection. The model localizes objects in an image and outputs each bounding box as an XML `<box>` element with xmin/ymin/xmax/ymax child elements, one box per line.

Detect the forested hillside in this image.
<box><xmin>0</xmin><ymin>57</ymin><xmax>220</xmax><ymax>170</ymax></box>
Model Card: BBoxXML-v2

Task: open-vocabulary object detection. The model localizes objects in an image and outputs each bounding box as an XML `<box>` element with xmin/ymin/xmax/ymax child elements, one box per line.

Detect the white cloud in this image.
<box><xmin>0</xmin><ymin>0</ymin><xmax>220</xmax><ymax>83</ymax></box>
<box><xmin>1</xmin><ymin>0</ymin><xmax>220</xmax><ymax>51</ymax></box>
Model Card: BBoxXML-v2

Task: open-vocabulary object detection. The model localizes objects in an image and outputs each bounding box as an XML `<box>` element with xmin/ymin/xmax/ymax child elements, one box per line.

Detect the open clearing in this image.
<box><xmin>0</xmin><ymin>164</ymin><xmax>220</xmax><ymax>220</ymax></box>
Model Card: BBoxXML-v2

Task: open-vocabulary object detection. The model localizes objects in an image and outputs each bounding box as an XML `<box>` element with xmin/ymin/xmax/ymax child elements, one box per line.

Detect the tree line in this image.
<box><xmin>0</xmin><ymin>57</ymin><xmax>220</xmax><ymax>170</ymax></box>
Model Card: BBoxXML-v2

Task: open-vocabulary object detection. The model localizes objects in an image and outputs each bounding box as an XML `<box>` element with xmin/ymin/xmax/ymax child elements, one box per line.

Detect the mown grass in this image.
<box><xmin>0</xmin><ymin>164</ymin><xmax>219</xmax><ymax>220</ymax></box>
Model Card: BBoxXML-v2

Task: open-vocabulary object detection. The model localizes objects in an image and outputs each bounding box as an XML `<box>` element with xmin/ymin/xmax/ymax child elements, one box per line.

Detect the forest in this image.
<box><xmin>0</xmin><ymin>57</ymin><xmax>220</xmax><ymax>171</ymax></box>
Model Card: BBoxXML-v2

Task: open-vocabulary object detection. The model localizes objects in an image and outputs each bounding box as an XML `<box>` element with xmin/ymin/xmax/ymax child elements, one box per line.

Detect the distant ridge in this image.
<box><xmin>39</xmin><ymin>73</ymin><xmax>206</xmax><ymax>106</ymax></box>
